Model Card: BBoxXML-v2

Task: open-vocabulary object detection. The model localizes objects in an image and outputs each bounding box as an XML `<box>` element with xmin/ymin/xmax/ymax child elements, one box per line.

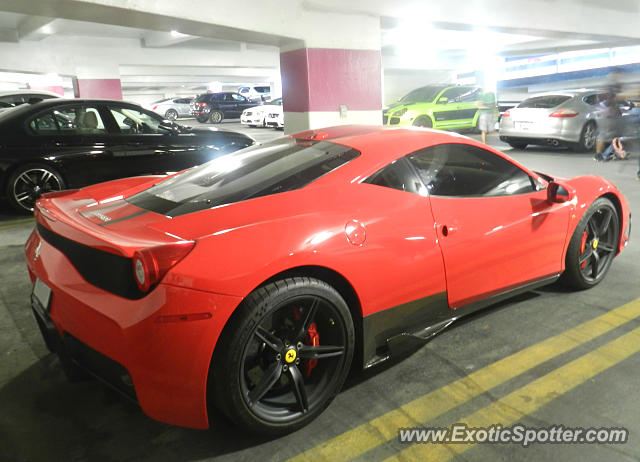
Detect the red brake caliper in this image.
<box><xmin>305</xmin><ymin>322</ymin><xmax>319</xmax><ymax>377</ymax></box>
<box><xmin>579</xmin><ymin>230</ymin><xmax>588</xmax><ymax>268</ymax></box>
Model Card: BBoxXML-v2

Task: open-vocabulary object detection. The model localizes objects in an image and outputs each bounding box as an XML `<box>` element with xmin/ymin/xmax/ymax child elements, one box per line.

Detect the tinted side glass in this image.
<box><xmin>456</xmin><ymin>87</ymin><xmax>482</xmax><ymax>102</ymax></box>
<box><xmin>108</xmin><ymin>106</ymin><xmax>162</xmax><ymax>134</ymax></box>
<box><xmin>30</xmin><ymin>106</ymin><xmax>106</xmax><ymax>135</ymax></box>
<box><xmin>29</xmin><ymin>112</ymin><xmax>59</xmax><ymax>134</ymax></box>
<box><xmin>364</xmin><ymin>159</ymin><xmax>422</xmax><ymax>194</ymax></box>
<box><xmin>407</xmin><ymin>144</ymin><xmax>535</xmax><ymax>197</ymax></box>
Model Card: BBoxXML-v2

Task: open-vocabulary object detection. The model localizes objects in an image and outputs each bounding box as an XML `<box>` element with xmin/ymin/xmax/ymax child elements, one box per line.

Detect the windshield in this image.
<box><xmin>400</xmin><ymin>86</ymin><xmax>446</xmax><ymax>103</ymax></box>
<box><xmin>127</xmin><ymin>138</ymin><xmax>360</xmax><ymax>217</ymax></box>
<box><xmin>518</xmin><ymin>95</ymin><xmax>572</xmax><ymax>109</ymax></box>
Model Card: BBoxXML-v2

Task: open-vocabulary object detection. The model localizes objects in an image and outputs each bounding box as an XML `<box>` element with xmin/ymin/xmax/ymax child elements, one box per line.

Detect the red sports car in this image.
<box><xmin>25</xmin><ymin>126</ymin><xmax>631</xmax><ymax>435</ymax></box>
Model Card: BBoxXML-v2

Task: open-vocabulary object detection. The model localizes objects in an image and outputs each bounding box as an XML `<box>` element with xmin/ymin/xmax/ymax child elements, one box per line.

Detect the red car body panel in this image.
<box><xmin>24</xmin><ymin>126</ymin><xmax>630</xmax><ymax>429</ymax></box>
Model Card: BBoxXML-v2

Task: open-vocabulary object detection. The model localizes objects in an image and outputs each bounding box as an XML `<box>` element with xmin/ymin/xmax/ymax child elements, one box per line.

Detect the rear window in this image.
<box><xmin>127</xmin><ymin>138</ymin><xmax>360</xmax><ymax>217</ymax></box>
<box><xmin>518</xmin><ymin>95</ymin><xmax>572</xmax><ymax>109</ymax></box>
<box><xmin>255</xmin><ymin>86</ymin><xmax>270</xmax><ymax>93</ymax></box>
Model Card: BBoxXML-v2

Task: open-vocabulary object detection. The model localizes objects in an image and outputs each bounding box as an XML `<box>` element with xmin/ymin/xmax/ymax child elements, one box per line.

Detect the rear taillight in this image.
<box><xmin>502</xmin><ymin>110</ymin><xmax>511</xmax><ymax>118</ymax></box>
<box><xmin>132</xmin><ymin>241</ymin><xmax>195</xmax><ymax>292</ymax></box>
<box><xmin>198</xmin><ymin>103</ymin><xmax>207</xmax><ymax>108</ymax></box>
<box><xmin>549</xmin><ymin>109</ymin><xmax>579</xmax><ymax>118</ymax></box>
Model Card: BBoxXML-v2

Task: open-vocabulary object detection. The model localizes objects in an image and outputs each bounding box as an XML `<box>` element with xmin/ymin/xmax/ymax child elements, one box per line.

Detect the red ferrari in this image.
<box><xmin>25</xmin><ymin>126</ymin><xmax>630</xmax><ymax>435</ymax></box>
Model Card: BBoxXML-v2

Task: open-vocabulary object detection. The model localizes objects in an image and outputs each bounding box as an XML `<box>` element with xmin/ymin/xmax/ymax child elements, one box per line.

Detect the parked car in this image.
<box><xmin>146</xmin><ymin>97</ymin><xmax>193</xmax><ymax>120</ymax></box>
<box><xmin>0</xmin><ymin>90</ymin><xmax>61</xmax><ymax>113</ymax></box>
<box><xmin>191</xmin><ymin>92</ymin><xmax>257</xmax><ymax>123</ymax></box>
<box><xmin>25</xmin><ymin>125</ymin><xmax>629</xmax><ymax>435</ymax></box>
<box><xmin>264</xmin><ymin>98</ymin><xmax>284</xmax><ymax>129</ymax></box>
<box><xmin>240</xmin><ymin>98</ymin><xmax>283</xmax><ymax>128</ymax></box>
<box><xmin>238</xmin><ymin>85</ymin><xmax>271</xmax><ymax>102</ymax></box>
<box><xmin>498</xmin><ymin>89</ymin><xmax>632</xmax><ymax>151</ymax></box>
<box><xmin>383</xmin><ymin>85</ymin><xmax>495</xmax><ymax>130</ymax></box>
<box><xmin>0</xmin><ymin>98</ymin><xmax>254</xmax><ymax>212</ymax></box>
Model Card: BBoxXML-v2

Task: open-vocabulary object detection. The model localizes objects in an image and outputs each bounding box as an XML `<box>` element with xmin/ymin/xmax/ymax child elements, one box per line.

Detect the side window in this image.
<box><xmin>29</xmin><ymin>106</ymin><xmax>106</xmax><ymax>135</ymax></box>
<box><xmin>364</xmin><ymin>159</ymin><xmax>422</xmax><ymax>195</ymax></box>
<box><xmin>53</xmin><ymin>106</ymin><xmax>106</xmax><ymax>134</ymax></box>
<box><xmin>239</xmin><ymin>87</ymin><xmax>249</xmax><ymax>93</ymax></box>
<box><xmin>29</xmin><ymin>112</ymin><xmax>59</xmax><ymax>134</ymax></box>
<box><xmin>108</xmin><ymin>106</ymin><xmax>162</xmax><ymax>134</ymax></box>
<box><xmin>440</xmin><ymin>87</ymin><xmax>468</xmax><ymax>103</ymax></box>
<box><xmin>407</xmin><ymin>144</ymin><xmax>536</xmax><ymax>197</ymax></box>
<box><xmin>456</xmin><ymin>87</ymin><xmax>482</xmax><ymax>103</ymax></box>
<box><xmin>232</xmin><ymin>94</ymin><xmax>247</xmax><ymax>102</ymax></box>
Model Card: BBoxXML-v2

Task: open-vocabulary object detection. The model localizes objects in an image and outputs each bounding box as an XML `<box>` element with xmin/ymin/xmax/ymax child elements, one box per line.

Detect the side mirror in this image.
<box><xmin>159</xmin><ymin>121</ymin><xmax>180</xmax><ymax>134</ymax></box>
<box><xmin>547</xmin><ymin>181</ymin><xmax>575</xmax><ymax>203</ymax></box>
<box><xmin>438</xmin><ymin>97</ymin><xmax>448</xmax><ymax>104</ymax></box>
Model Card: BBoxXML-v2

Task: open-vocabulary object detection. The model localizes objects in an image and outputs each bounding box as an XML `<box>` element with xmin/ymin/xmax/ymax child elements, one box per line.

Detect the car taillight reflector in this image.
<box><xmin>132</xmin><ymin>241</ymin><xmax>195</xmax><ymax>292</ymax></box>
<box><xmin>549</xmin><ymin>109</ymin><xmax>579</xmax><ymax>118</ymax></box>
<box><xmin>502</xmin><ymin>110</ymin><xmax>510</xmax><ymax>118</ymax></box>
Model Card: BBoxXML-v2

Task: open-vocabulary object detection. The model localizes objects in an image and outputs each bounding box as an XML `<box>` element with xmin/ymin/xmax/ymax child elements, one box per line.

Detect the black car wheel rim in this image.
<box><xmin>240</xmin><ymin>295</ymin><xmax>347</xmax><ymax>423</ymax></box>
<box><xmin>577</xmin><ymin>206</ymin><xmax>618</xmax><ymax>282</ymax></box>
<box><xmin>13</xmin><ymin>168</ymin><xmax>62</xmax><ymax>211</ymax></box>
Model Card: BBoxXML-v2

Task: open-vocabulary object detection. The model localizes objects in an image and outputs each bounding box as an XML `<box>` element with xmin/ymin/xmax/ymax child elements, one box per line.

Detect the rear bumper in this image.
<box><xmin>499</xmin><ymin>119</ymin><xmax>583</xmax><ymax>144</ymax></box>
<box><xmin>25</xmin><ymin>228</ymin><xmax>243</xmax><ymax>429</ymax></box>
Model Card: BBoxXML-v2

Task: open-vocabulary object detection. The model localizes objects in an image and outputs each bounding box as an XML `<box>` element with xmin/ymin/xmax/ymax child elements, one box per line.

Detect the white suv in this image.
<box><xmin>238</xmin><ymin>85</ymin><xmax>271</xmax><ymax>103</ymax></box>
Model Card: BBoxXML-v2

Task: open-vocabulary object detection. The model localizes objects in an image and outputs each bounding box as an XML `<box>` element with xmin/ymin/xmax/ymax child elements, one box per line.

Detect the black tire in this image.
<box><xmin>211</xmin><ymin>277</ymin><xmax>354</xmax><ymax>435</ymax></box>
<box><xmin>571</xmin><ymin>122</ymin><xmax>597</xmax><ymax>152</ymax></box>
<box><xmin>6</xmin><ymin>164</ymin><xmax>65</xmax><ymax>213</ymax></box>
<box><xmin>561</xmin><ymin>197</ymin><xmax>619</xmax><ymax>290</ymax></box>
<box><xmin>210</xmin><ymin>110</ymin><xmax>224</xmax><ymax>124</ymax></box>
<box><xmin>508</xmin><ymin>142</ymin><xmax>528</xmax><ymax>150</ymax></box>
<box><xmin>196</xmin><ymin>114</ymin><xmax>209</xmax><ymax>123</ymax></box>
<box><xmin>164</xmin><ymin>109</ymin><xmax>178</xmax><ymax>121</ymax></box>
<box><xmin>413</xmin><ymin>116</ymin><xmax>433</xmax><ymax>128</ymax></box>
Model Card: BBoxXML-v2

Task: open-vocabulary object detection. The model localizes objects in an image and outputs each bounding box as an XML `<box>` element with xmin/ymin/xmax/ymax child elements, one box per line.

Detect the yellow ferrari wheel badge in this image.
<box><xmin>592</xmin><ymin>239</ymin><xmax>599</xmax><ymax>250</ymax></box>
<box><xmin>285</xmin><ymin>348</ymin><xmax>297</xmax><ymax>363</ymax></box>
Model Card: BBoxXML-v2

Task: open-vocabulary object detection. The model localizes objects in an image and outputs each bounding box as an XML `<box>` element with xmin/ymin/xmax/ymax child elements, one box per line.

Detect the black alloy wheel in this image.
<box><xmin>562</xmin><ymin>197</ymin><xmax>619</xmax><ymax>289</ymax></box>
<box><xmin>7</xmin><ymin>164</ymin><xmax>65</xmax><ymax>213</ymax></box>
<box><xmin>212</xmin><ymin>277</ymin><xmax>354</xmax><ymax>435</ymax></box>
<box><xmin>165</xmin><ymin>109</ymin><xmax>178</xmax><ymax>121</ymax></box>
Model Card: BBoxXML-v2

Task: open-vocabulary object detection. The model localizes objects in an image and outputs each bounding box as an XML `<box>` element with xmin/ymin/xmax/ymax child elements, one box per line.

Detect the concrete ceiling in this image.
<box><xmin>0</xmin><ymin>1</ymin><xmax>638</xmax><ymax>96</ymax></box>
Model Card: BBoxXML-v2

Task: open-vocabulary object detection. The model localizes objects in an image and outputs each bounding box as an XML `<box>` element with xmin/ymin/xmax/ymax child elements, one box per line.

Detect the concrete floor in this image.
<box><xmin>1</xmin><ymin>123</ymin><xmax>639</xmax><ymax>462</ymax></box>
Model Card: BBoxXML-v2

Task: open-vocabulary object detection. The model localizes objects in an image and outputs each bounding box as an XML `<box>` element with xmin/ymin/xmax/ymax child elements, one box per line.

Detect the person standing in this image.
<box><xmin>477</xmin><ymin>91</ymin><xmax>496</xmax><ymax>145</ymax></box>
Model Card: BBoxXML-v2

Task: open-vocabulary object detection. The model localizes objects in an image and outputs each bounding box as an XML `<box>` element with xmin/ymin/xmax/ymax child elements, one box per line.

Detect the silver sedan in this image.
<box><xmin>146</xmin><ymin>97</ymin><xmax>194</xmax><ymax>121</ymax></box>
<box><xmin>499</xmin><ymin>90</ymin><xmax>611</xmax><ymax>152</ymax></box>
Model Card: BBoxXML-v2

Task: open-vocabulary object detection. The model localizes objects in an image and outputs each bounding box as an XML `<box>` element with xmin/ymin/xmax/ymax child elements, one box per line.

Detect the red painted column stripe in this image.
<box><xmin>281</xmin><ymin>48</ymin><xmax>381</xmax><ymax>112</ymax></box>
<box><xmin>73</xmin><ymin>78</ymin><xmax>123</xmax><ymax>100</ymax></box>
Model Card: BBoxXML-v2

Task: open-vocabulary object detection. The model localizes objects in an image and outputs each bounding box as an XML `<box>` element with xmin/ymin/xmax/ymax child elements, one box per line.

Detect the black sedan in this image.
<box><xmin>0</xmin><ymin>99</ymin><xmax>255</xmax><ymax>212</ymax></box>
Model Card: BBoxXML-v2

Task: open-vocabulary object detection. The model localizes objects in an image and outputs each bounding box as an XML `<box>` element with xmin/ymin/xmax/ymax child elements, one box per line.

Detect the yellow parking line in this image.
<box><xmin>287</xmin><ymin>297</ymin><xmax>640</xmax><ymax>462</ymax></box>
<box><xmin>384</xmin><ymin>324</ymin><xmax>640</xmax><ymax>462</ymax></box>
<box><xmin>0</xmin><ymin>218</ymin><xmax>35</xmax><ymax>231</ymax></box>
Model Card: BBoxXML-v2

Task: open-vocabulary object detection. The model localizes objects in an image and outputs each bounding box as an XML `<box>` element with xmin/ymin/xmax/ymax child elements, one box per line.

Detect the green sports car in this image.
<box><xmin>383</xmin><ymin>85</ymin><xmax>495</xmax><ymax>129</ymax></box>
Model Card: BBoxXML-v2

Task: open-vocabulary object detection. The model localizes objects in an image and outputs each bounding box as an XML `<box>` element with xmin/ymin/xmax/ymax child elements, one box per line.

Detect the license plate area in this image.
<box><xmin>32</xmin><ymin>278</ymin><xmax>52</xmax><ymax>312</ymax></box>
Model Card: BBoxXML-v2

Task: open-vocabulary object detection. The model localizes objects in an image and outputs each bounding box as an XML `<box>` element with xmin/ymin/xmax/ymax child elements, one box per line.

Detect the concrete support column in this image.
<box><xmin>73</xmin><ymin>63</ymin><xmax>122</xmax><ymax>99</ymax></box>
<box><xmin>280</xmin><ymin>47</ymin><xmax>382</xmax><ymax>134</ymax></box>
<box><xmin>73</xmin><ymin>78</ymin><xmax>122</xmax><ymax>99</ymax></box>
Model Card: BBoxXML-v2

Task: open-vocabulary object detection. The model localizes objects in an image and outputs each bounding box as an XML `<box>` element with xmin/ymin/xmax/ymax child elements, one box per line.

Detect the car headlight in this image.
<box><xmin>393</xmin><ymin>108</ymin><xmax>408</xmax><ymax>117</ymax></box>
